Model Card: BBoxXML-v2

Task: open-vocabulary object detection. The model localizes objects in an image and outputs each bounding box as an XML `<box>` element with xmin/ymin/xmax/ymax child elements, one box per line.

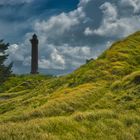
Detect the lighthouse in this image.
<box><xmin>30</xmin><ymin>34</ymin><xmax>39</xmax><ymax>74</ymax></box>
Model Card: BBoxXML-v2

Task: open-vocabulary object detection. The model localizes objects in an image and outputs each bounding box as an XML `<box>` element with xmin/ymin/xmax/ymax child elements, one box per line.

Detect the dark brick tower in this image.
<box><xmin>30</xmin><ymin>34</ymin><xmax>39</xmax><ymax>74</ymax></box>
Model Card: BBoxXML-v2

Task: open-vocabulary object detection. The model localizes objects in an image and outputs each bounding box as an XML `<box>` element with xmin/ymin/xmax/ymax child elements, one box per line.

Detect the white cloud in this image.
<box><xmin>7</xmin><ymin>0</ymin><xmax>140</xmax><ymax>74</ymax></box>
<box><xmin>34</xmin><ymin>7</ymin><xmax>85</xmax><ymax>36</ymax></box>
<box><xmin>38</xmin><ymin>44</ymin><xmax>93</xmax><ymax>70</ymax></box>
<box><xmin>92</xmin><ymin>2</ymin><xmax>140</xmax><ymax>38</ymax></box>
<box><xmin>84</xmin><ymin>27</ymin><xmax>94</xmax><ymax>36</ymax></box>
<box><xmin>120</xmin><ymin>0</ymin><xmax>140</xmax><ymax>13</ymax></box>
<box><xmin>79</xmin><ymin>0</ymin><xmax>91</xmax><ymax>6</ymax></box>
<box><xmin>100</xmin><ymin>2</ymin><xmax>118</xmax><ymax>21</ymax></box>
<box><xmin>7</xmin><ymin>44</ymin><xmax>24</xmax><ymax>61</ymax></box>
<box><xmin>50</xmin><ymin>48</ymin><xmax>65</xmax><ymax>67</ymax></box>
<box><xmin>93</xmin><ymin>2</ymin><xmax>118</xmax><ymax>36</ymax></box>
<box><xmin>84</xmin><ymin>2</ymin><xmax>119</xmax><ymax>37</ymax></box>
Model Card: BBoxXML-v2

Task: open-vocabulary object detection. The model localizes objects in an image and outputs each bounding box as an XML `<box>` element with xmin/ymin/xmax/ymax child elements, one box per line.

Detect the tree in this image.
<box><xmin>0</xmin><ymin>40</ymin><xmax>12</xmax><ymax>84</ymax></box>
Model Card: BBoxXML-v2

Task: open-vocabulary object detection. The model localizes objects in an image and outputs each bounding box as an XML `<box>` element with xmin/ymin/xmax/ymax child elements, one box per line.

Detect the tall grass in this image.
<box><xmin>0</xmin><ymin>31</ymin><xmax>140</xmax><ymax>139</ymax></box>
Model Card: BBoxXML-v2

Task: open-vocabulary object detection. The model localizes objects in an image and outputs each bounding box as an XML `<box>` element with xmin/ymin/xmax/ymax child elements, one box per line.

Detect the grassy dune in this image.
<box><xmin>0</xmin><ymin>32</ymin><xmax>140</xmax><ymax>140</ymax></box>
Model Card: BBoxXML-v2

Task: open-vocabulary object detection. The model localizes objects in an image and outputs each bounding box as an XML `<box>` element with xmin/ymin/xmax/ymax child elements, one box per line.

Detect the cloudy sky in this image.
<box><xmin>1</xmin><ymin>0</ymin><xmax>140</xmax><ymax>75</ymax></box>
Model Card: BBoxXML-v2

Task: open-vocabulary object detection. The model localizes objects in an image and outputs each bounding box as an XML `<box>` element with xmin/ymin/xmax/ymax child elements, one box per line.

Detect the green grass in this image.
<box><xmin>0</xmin><ymin>31</ymin><xmax>140</xmax><ymax>139</ymax></box>
<box><xmin>0</xmin><ymin>74</ymin><xmax>53</xmax><ymax>93</ymax></box>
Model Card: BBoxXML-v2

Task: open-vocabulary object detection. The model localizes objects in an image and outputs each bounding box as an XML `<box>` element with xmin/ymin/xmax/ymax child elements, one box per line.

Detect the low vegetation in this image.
<box><xmin>0</xmin><ymin>32</ymin><xmax>140</xmax><ymax>140</ymax></box>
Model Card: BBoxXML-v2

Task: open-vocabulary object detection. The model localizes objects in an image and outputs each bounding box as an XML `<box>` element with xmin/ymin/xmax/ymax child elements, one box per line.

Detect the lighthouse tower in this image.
<box><xmin>30</xmin><ymin>34</ymin><xmax>39</xmax><ymax>74</ymax></box>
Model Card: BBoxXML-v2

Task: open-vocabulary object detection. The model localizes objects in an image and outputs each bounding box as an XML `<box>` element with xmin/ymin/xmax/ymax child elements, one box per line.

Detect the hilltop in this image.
<box><xmin>0</xmin><ymin>31</ymin><xmax>140</xmax><ymax>140</ymax></box>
